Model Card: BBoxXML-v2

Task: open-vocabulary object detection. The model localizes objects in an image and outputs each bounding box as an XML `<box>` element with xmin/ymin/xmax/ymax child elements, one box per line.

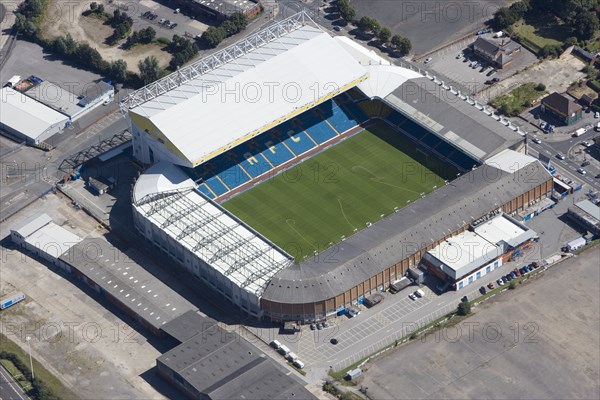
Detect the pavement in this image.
<box><xmin>0</xmin><ymin>365</ymin><xmax>28</xmax><ymax>400</ymax></box>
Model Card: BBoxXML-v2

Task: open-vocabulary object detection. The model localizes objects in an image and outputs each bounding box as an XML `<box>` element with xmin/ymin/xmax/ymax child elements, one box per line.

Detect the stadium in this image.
<box><xmin>124</xmin><ymin>12</ymin><xmax>553</xmax><ymax>323</ymax></box>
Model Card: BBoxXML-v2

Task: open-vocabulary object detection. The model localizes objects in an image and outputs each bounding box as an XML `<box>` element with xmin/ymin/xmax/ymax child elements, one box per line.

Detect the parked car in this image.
<box><xmin>479</xmin><ymin>286</ymin><xmax>487</xmax><ymax>294</ymax></box>
<box><xmin>143</xmin><ymin>11</ymin><xmax>151</xmax><ymax>17</ymax></box>
<box><xmin>310</xmin><ymin>323</ymin><xmax>316</xmax><ymax>330</ymax></box>
<box><xmin>556</xmin><ymin>153</ymin><xmax>565</xmax><ymax>160</ymax></box>
<box><xmin>514</xmin><ymin>268</ymin><xmax>521</xmax><ymax>277</ymax></box>
<box><xmin>409</xmin><ymin>293</ymin><xmax>417</xmax><ymax>300</ymax></box>
<box><xmin>169</xmin><ymin>22</ymin><xmax>178</xmax><ymax>29</ymax></box>
<box><xmin>456</xmin><ymin>53</ymin><xmax>462</xmax><ymax>59</ymax></box>
<box><xmin>497</xmin><ymin>279</ymin><xmax>504</xmax><ymax>286</ymax></box>
<box><xmin>519</xmin><ymin>267</ymin><xmax>527</xmax><ymax>275</ymax></box>
<box><xmin>461</xmin><ymin>295</ymin><xmax>469</xmax><ymax>302</ymax></box>
<box><xmin>424</xmin><ymin>57</ymin><xmax>433</xmax><ymax>64</ymax></box>
<box><xmin>578</xmin><ymin>168</ymin><xmax>587</xmax><ymax>175</ymax></box>
<box><xmin>501</xmin><ymin>276</ymin><xmax>508</xmax><ymax>284</ymax></box>
<box><xmin>334</xmin><ymin>26</ymin><xmax>341</xmax><ymax>31</ymax></box>
<box><xmin>471</xmin><ymin>61</ymin><xmax>479</xmax><ymax>69</ymax></box>
<box><xmin>505</xmin><ymin>274</ymin><xmax>513</xmax><ymax>281</ymax></box>
<box><xmin>582</xmin><ymin>160</ymin><xmax>590</xmax><ymax>167</ymax></box>
<box><xmin>531</xmin><ymin>136</ymin><xmax>541</xmax><ymax>144</ymax></box>
<box><xmin>540</xmin><ymin>121</ymin><xmax>547</xmax><ymax>130</ymax></box>
<box><xmin>510</xmin><ymin>271</ymin><xmax>517</xmax><ymax>279</ymax></box>
<box><xmin>316</xmin><ymin>322</ymin><xmax>323</xmax><ymax>330</ymax></box>
<box><xmin>487</xmin><ymin>282</ymin><xmax>495</xmax><ymax>290</ymax></box>
<box><xmin>322</xmin><ymin>321</ymin><xmax>330</xmax><ymax>329</ymax></box>
<box><xmin>330</xmin><ymin>338</ymin><xmax>338</xmax><ymax>345</ymax></box>
<box><xmin>414</xmin><ymin>289</ymin><xmax>425</xmax><ymax>298</ymax></box>
<box><xmin>595</xmin><ymin>111</ymin><xmax>599</xmax><ymax>118</ymax></box>
<box><xmin>159</xmin><ymin>18</ymin><xmax>166</xmax><ymax>24</ymax></box>
<box><xmin>270</xmin><ymin>340</ymin><xmax>281</xmax><ymax>349</ymax></box>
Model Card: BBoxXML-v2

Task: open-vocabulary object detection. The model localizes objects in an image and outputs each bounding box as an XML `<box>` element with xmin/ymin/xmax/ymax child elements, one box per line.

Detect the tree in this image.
<box><xmin>563</xmin><ymin>36</ymin><xmax>579</xmax><ymax>49</ymax></box>
<box><xmin>535</xmin><ymin>83</ymin><xmax>546</xmax><ymax>91</ymax></box>
<box><xmin>229</xmin><ymin>12</ymin><xmax>248</xmax><ymax>32</ymax></box>
<box><xmin>457</xmin><ymin>302</ymin><xmax>471</xmax><ymax>316</ymax></box>
<box><xmin>109</xmin><ymin>59</ymin><xmax>128</xmax><ymax>82</ymax></box>
<box><xmin>138</xmin><ymin>56</ymin><xmax>161</xmax><ymax>85</ymax></box>
<box><xmin>574</xmin><ymin>12</ymin><xmax>599</xmax><ymax>40</ymax></box>
<box><xmin>391</xmin><ymin>35</ymin><xmax>412</xmax><ymax>55</ymax></box>
<box><xmin>539</xmin><ymin>43</ymin><xmax>562</xmax><ymax>58</ymax></box>
<box><xmin>90</xmin><ymin>2</ymin><xmax>98</xmax><ymax>11</ymax></box>
<box><xmin>509</xmin><ymin>0</ymin><xmax>531</xmax><ymax>18</ymax></box>
<box><xmin>509</xmin><ymin>281</ymin><xmax>516</xmax><ymax>290</ymax></box>
<box><xmin>379</xmin><ymin>27</ymin><xmax>392</xmax><ymax>44</ymax></box>
<box><xmin>492</xmin><ymin>7</ymin><xmax>518</xmax><ymax>31</ymax></box>
<box><xmin>201</xmin><ymin>26</ymin><xmax>226</xmax><ymax>48</ymax></box>
<box><xmin>337</xmin><ymin>0</ymin><xmax>356</xmax><ymax>23</ymax></box>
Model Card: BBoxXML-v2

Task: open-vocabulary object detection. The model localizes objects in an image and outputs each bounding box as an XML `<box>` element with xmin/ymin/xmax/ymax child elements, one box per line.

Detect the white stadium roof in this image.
<box><xmin>126</xmin><ymin>12</ymin><xmax>368</xmax><ymax>166</ymax></box>
<box><xmin>133</xmin><ymin>169</ymin><xmax>293</xmax><ymax>298</ymax></box>
<box><xmin>0</xmin><ymin>87</ymin><xmax>68</xmax><ymax>142</ymax></box>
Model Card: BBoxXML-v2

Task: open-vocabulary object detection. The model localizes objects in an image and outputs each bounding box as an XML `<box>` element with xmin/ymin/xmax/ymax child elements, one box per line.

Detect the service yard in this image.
<box><xmin>479</xmin><ymin>54</ymin><xmax>587</xmax><ymax>103</ymax></box>
<box><xmin>360</xmin><ymin>249</ymin><xmax>600</xmax><ymax>400</ymax></box>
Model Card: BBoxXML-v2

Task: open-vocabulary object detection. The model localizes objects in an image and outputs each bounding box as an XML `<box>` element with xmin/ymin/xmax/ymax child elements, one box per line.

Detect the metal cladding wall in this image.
<box><xmin>260</xmin><ymin>177</ymin><xmax>554</xmax><ymax>323</ymax></box>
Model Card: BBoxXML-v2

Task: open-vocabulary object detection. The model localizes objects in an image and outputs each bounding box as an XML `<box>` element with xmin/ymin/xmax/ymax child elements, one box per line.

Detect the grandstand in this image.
<box><xmin>125</xmin><ymin>11</ymin><xmax>534</xmax><ymax>322</ymax></box>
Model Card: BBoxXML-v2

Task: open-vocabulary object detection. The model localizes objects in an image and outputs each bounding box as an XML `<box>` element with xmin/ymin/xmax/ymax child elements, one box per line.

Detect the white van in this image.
<box><xmin>270</xmin><ymin>340</ymin><xmax>281</xmax><ymax>349</ymax></box>
<box><xmin>278</xmin><ymin>344</ymin><xmax>290</xmax><ymax>356</ymax></box>
<box><xmin>595</xmin><ymin>122</ymin><xmax>600</xmax><ymax>132</ymax></box>
<box><xmin>414</xmin><ymin>289</ymin><xmax>425</xmax><ymax>298</ymax></box>
<box><xmin>293</xmin><ymin>360</ymin><xmax>305</xmax><ymax>369</ymax></box>
<box><xmin>573</xmin><ymin>128</ymin><xmax>586</xmax><ymax>137</ymax></box>
<box><xmin>286</xmin><ymin>352</ymin><xmax>298</xmax><ymax>362</ymax></box>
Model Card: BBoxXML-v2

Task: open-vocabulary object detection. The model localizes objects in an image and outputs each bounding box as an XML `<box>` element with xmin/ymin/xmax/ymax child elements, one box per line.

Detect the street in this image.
<box><xmin>0</xmin><ymin>364</ymin><xmax>28</xmax><ymax>400</ymax></box>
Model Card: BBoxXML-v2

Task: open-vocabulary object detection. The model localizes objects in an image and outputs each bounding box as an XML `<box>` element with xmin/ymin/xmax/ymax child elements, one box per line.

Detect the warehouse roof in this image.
<box><xmin>59</xmin><ymin>238</ymin><xmax>196</xmax><ymax>330</ymax></box>
<box><xmin>574</xmin><ymin>199</ymin><xmax>600</xmax><ymax>220</ymax></box>
<box><xmin>127</xmin><ymin>16</ymin><xmax>367</xmax><ymax>167</ymax></box>
<box><xmin>0</xmin><ymin>87</ymin><xmax>68</xmax><ymax>142</ymax></box>
<box><xmin>263</xmin><ymin>161</ymin><xmax>552</xmax><ymax>304</ymax></box>
<box><xmin>384</xmin><ymin>77</ymin><xmax>523</xmax><ymax>160</ymax></box>
<box><xmin>193</xmin><ymin>0</ymin><xmax>258</xmax><ymax>17</ymax></box>
<box><xmin>485</xmin><ymin>149</ymin><xmax>537</xmax><ymax>172</ymax></box>
<box><xmin>157</xmin><ymin>312</ymin><xmax>316</xmax><ymax>400</ymax></box>
<box><xmin>11</xmin><ymin>213</ymin><xmax>53</xmax><ymax>238</ymax></box>
<box><xmin>473</xmin><ymin>213</ymin><xmax>537</xmax><ymax>248</ymax></box>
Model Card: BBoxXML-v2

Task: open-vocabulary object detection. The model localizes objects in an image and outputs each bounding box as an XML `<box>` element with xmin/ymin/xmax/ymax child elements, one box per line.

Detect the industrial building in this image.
<box><xmin>0</xmin><ymin>87</ymin><xmax>69</xmax><ymax>144</ymax></box>
<box><xmin>421</xmin><ymin>212</ymin><xmax>537</xmax><ymax>290</ymax></box>
<box><xmin>568</xmin><ymin>199</ymin><xmax>600</xmax><ymax>235</ymax></box>
<box><xmin>158</xmin><ymin>311</ymin><xmax>316</xmax><ymax>400</ymax></box>
<box><xmin>11</xmin><ymin>215</ymin><xmax>197</xmax><ymax>336</ymax></box>
<box><xmin>169</xmin><ymin>0</ymin><xmax>262</xmax><ymax>21</ymax></box>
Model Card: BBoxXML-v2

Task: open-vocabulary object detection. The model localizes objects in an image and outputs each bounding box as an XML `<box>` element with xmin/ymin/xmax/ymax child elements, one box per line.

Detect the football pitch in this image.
<box><xmin>222</xmin><ymin>122</ymin><xmax>449</xmax><ymax>262</ymax></box>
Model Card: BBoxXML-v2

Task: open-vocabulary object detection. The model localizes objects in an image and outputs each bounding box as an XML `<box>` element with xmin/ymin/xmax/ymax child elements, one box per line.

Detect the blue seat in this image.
<box><xmin>197</xmin><ymin>184</ymin><xmax>215</xmax><ymax>199</ymax></box>
<box><xmin>433</xmin><ymin>139</ymin><xmax>456</xmax><ymax>157</ymax></box>
<box><xmin>237</xmin><ymin>142</ymin><xmax>274</xmax><ymax>178</ymax></box>
<box><xmin>204</xmin><ymin>176</ymin><xmax>228</xmax><ymax>196</ymax></box>
<box><xmin>339</xmin><ymin>101</ymin><xmax>369</xmax><ymax>124</ymax></box>
<box><xmin>252</xmin><ymin>134</ymin><xmax>295</xmax><ymax>166</ymax></box>
<box><xmin>217</xmin><ymin>164</ymin><xmax>250</xmax><ymax>190</ymax></box>
<box><xmin>277</xmin><ymin>122</ymin><xmax>316</xmax><ymax>155</ymax></box>
<box><xmin>387</xmin><ymin>112</ymin><xmax>403</xmax><ymax>126</ymax></box>
<box><xmin>327</xmin><ymin>102</ymin><xmax>359</xmax><ymax>132</ymax></box>
<box><xmin>449</xmin><ymin>150</ymin><xmax>478</xmax><ymax>170</ymax></box>
<box><xmin>420</xmin><ymin>133</ymin><xmax>441</xmax><ymax>149</ymax></box>
<box><xmin>298</xmin><ymin>110</ymin><xmax>338</xmax><ymax>143</ymax></box>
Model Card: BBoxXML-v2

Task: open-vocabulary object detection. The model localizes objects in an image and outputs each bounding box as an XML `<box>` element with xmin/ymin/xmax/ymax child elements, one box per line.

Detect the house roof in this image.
<box><xmin>542</xmin><ymin>92</ymin><xmax>582</xmax><ymax>116</ymax></box>
<box><xmin>472</xmin><ymin>37</ymin><xmax>500</xmax><ymax>57</ymax></box>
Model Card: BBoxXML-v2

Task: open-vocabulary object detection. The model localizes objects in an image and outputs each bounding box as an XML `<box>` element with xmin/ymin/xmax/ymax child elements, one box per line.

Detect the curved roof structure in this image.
<box><xmin>125</xmin><ymin>12</ymin><xmax>368</xmax><ymax>167</ymax></box>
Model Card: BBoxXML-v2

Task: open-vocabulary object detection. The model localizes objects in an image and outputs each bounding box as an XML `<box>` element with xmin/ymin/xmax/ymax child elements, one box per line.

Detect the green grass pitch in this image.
<box><xmin>222</xmin><ymin>122</ymin><xmax>449</xmax><ymax>262</ymax></box>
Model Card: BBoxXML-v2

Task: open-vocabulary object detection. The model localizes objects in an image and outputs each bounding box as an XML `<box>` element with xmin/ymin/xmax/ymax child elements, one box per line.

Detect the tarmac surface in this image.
<box><xmin>360</xmin><ymin>248</ymin><xmax>600</xmax><ymax>400</ymax></box>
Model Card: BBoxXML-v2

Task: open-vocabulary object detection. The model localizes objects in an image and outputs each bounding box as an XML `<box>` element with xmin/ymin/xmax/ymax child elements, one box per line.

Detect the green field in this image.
<box><xmin>223</xmin><ymin>122</ymin><xmax>448</xmax><ymax>262</ymax></box>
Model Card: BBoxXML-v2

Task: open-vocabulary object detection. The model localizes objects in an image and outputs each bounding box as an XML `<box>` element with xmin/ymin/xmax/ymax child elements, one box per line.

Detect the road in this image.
<box><xmin>0</xmin><ymin>365</ymin><xmax>28</xmax><ymax>400</ymax></box>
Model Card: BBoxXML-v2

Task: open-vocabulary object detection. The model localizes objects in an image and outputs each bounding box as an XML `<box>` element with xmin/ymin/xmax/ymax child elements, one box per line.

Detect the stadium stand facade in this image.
<box><xmin>124</xmin><ymin>12</ymin><xmax>542</xmax><ymax>322</ymax></box>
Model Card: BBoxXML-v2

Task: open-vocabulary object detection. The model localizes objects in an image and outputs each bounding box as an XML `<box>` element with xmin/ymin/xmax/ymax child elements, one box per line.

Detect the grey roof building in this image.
<box><xmin>157</xmin><ymin>311</ymin><xmax>316</xmax><ymax>400</ymax></box>
<box><xmin>471</xmin><ymin>36</ymin><xmax>521</xmax><ymax>68</ymax></box>
<box><xmin>262</xmin><ymin>160</ymin><xmax>552</xmax><ymax>310</ymax></box>
<box><xmin>384</xmin><ymin>77</ymin><xmax>524</xmax><ymax>161</ymax></box>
